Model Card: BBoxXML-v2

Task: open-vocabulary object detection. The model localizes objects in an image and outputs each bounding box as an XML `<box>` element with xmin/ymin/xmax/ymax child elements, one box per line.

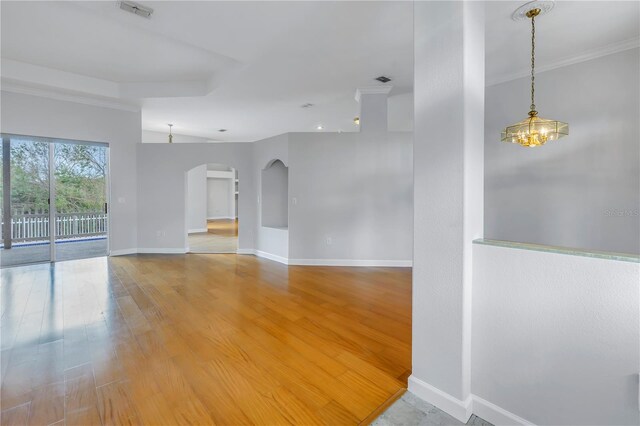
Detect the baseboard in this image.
<box><xmin>188</xmin><ymin>228</ymin><xmax>207</xmax><ymax>233</ymax></box>
<box><xmin>472</xmin><ymin>395</ymin><xmax>534</xmax><ymax>426</ymax></box>
<box><xmin>408</xmin><ymin>375</ymin><xmax>472</xmax><ymax>423</ymax></box>
<box><xmin>288</xmin><ymin>258</ymin><xmax>412</xmax><ymax>267</ymax></box>
<box><xmin>207</xmin><ymin>216</ymin><xmax>236</xmax><ymax>220</ymax></box>
<box><xmin>110</xmin><ymin>248</ymin><xmax>137</xmax><ymax>256</ymax></box>
<box><xmin>137</xmin><ymin>248</ymin><xmax>188</xmax><ymax>254</ymax></box>
<box><xmin>408</xmin><ymin>376</ymin><xmax>535</xmax><ymax>426</ymax></box>
<box><xmin>236</xmin><ymin>248</ymin><xmax>255</xmax><ymax>255</ymax></box>
<box><xmin>254</xmin><ymin>250</ymin><xmax>289</xmax><ymax>265</ymax></box>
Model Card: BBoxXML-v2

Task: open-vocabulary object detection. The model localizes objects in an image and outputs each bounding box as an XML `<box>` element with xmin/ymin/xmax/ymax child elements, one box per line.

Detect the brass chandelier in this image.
<box><xmin>502</xmin><ymin>2</ymin><xmax>568</xmax><ymax>147</ymax></box>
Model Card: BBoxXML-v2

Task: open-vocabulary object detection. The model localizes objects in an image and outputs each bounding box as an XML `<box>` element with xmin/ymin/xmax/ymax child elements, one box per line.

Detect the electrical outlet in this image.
<box><xmin>325</xmin><ymin>236</ymin><xmax>332</xmax><ymax>245</ymax></box>
<box><xmin>156</xmin><ymin>230</ymin><xmax>165</xmax><ymax>238</ymax></box>
<box><xmin>292</xmin><ymin>197</ymin><xmax>297</xmax><ymax>205</ymax></box>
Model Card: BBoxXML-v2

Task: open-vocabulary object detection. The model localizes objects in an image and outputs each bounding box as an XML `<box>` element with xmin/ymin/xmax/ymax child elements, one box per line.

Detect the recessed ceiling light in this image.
<box><xmin>301</xmin><ymin>103</ymin><xmax>314</xmax><ymax>108</ymax></box>
<box><xmin>375</xmin><ymin>76</ymin><xmax>392</xmax><ymax>83</ymax></box>
<box><xmin>218</xmin><ymin>129</ymin><xmax>227</xmax><ymax>132</ymax></box>
<box><xmin>316</xmin><ymin>125</ymin><xmax>324</xmax><ymax>130</ymax></box>
<box><xmin>119</xmin><ymin>1</ymin><xmax>153</xmax><ymax>18</ymax></box>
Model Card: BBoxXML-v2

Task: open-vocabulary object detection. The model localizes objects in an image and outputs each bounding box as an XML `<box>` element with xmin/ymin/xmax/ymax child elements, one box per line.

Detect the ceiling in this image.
<box><xmin>1</xmin><ymin>1</ymin><xmax>638</xmax><ymax>142</ymax></box>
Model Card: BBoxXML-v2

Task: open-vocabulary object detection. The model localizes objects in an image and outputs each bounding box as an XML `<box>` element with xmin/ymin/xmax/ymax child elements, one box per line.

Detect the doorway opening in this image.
<box><xmin>1</xmin><ymin>134</ymin><xmax>109</xmax><ymax>268</ymax></box>
<box><xmin>186</xmin><ymin>163</ymin><xmax>238</xmax><ymax>253</ymax></box>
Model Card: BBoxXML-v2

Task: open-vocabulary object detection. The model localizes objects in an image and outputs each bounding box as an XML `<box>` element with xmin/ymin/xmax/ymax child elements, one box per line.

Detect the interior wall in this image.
<box><xmin>485</xmin><ymin>48</ymin><xmax>640</xmax><ymax>254</ymax></box>
<box><xmin>0</xmin><ymin>91</ymin><xmax>140</xmax><ymax>254</ymax></box>
<box><xmin>186</xmin><ymin>165</ymin><xmax>207</xmax><ymax>232</ymax></box>
<box><xmin>207</xmin><ymin>178</ymin><xmax>233</xmax><ymax>219</ymax></box>
<box><xmin>288</xmin><ymin>131</ymin><xmax>413</xmax><ymax>263</ymax></box>
<box><xmin>472</xmin><ymin>243</ymin><xmax>639</xmax><ymax>425</ymax></box>
<box><xmin>253</xmin><ymin>134</ymin><xmax>289</xmax><ymax>259</ymax></box>
<box><xmin>137</xmin><ymin>143</ymin><xmax>254</xmax><ymax>252</ymax></box>
<box><xmin>261</xmin><ymin>160</ymin><xmax>289</xmax><ymax>228</ymax></box>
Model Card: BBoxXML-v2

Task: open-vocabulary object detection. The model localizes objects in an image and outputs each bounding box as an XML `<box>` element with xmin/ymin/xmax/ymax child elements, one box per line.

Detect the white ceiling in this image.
<box><xmin>1</xmin><ymin>1</ymin><xmax>638</xmax><ymax>142</ymax></box>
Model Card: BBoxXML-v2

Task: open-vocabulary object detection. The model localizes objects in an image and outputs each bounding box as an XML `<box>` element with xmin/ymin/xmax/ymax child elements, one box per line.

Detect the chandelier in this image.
<box><xmin>502</xmin><ymin>1</ymin><xmax>568</xmax><ymax>147</ymax></box>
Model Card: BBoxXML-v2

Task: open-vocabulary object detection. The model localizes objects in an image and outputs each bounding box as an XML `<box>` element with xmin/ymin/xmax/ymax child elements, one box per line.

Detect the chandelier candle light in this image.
<box><xmin>168</xmin><ymin>123</ymin><xmax>173</xmax><ymax>144</ymax></box>
<box><xmin>502</xmin><ymin>1</ymin><xmax>568</xmax><ymax>147</ymax></box>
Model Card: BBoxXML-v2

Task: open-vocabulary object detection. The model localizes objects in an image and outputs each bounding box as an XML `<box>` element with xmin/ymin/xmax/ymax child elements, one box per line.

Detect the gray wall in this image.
<box><xmin>288</xmin><ymin>131</ymin><xmax>413</xmax><ymax>262</ymax></box>
<box><xmin>136</xmin><ymin>143</ymin><xmax>255</xmax><ymax>251</ymax></box>
<box><xmin>0</xmin><ymin>91</ymin><xmax>140</xmax><ymax>254</ymax></box>
<box><xmin>206</xmin><ymin>178</ymin><xmax>233</xmax><ymax>219</ymax></box>
<box><xmin>485</xmin><ymin>48</ymin><xmax>640</xmax><ymax>254</ymax></box>
<box><xmin>186</xmin><ymin>165</ymin><xmax>207</xmax><ymax>232</ymax></box>
<box><xmin>261</xmin><ymin>160</ymin><xmax>289</xmax><ymax>228</ymax></box>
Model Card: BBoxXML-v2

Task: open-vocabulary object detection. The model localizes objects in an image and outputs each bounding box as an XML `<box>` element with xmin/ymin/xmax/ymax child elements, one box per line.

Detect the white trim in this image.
<box><xmin>487</xmin><ymin>37</ymin><xmax>640</xmax><ymax>86</ymax></box>
<box><xmin>355</xmin><ymin>85</ymin><xmax>393</xmax><ymax>102</ymax></box>
<box><xmin>188</xmin><ymin>228</ymin><xmax>207</xmax><ymax>234</ymax></box>
<box><xmin>207</xmin><ymin>216</ymin><xmax>236</xmax><ymax>220</ymax></box>
<box><xmin>110</xmin><ymin>248</ymin><xmax>137</xmax><ymax>256</ymax></box>
<box><xmin>288</xmin><ymin>258</ymin><xmax>412</xmax><ymax>267</ymax></box>
<box><xmin>0</xmin><ymin>84</ymin><xmax>140</xmax><ymax>112</ymax></box>
<box><xmin>137</xmin><ymin>248</ymin><xmax>187</xmax><ymax>254</ymax></box>
<box><xmin>472</xmin><ymin>395</ymin><xmax>535</xmax><ymax>426</ymax></box>
<box><xmin>408</xmin><ymin>375</ymin><xmax>472</xmax><ymax>423</ymax></box>
<box><xmin>254</xmin><ymin>250</ymin><xmax>289</xmax><ymax>265</ymax></box>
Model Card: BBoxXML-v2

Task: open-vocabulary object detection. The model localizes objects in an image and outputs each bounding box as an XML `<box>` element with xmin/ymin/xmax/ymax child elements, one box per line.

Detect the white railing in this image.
<box><xmin>1</xmin><ymin>213</ymin><xmax>107</xmax><ymax>243</ymax></box>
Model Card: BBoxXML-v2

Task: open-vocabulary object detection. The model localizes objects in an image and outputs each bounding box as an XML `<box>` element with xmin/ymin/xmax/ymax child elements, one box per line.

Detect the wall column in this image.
<box><xmin>410</xmin><ymin>1</ymin><xmax>484</xmax><ymax>422</ymax></box>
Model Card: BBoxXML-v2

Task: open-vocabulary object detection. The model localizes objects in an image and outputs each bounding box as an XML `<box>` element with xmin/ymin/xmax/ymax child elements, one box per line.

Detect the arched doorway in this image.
<box><xmin>186</xmin><ymin>163</ymin><xmax>238</xmax><ymax>253</ymax></box>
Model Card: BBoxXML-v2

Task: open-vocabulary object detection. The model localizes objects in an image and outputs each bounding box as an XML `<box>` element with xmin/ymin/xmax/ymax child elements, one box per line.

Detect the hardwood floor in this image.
<box><xmin>0</xmin><ymin>254</ymin><xmax>411</xmax><ymax>425</ymax></box>
<box><xmin>188</xmin><ymin>220</ymin><xmax>238</xmax><ymax>254</ymax></box>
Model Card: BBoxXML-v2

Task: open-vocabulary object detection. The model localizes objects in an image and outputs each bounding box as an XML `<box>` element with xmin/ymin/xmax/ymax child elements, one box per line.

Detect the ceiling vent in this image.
<box><xmin>120</xmin><ymin>1</ymin><xmax>153</xmax><ymax>18</ymax></box>
<box><xmin>301</xmin><ymin>103</ymin><xmax>314</xmax><ymax>108</ymax></box>
<box><xmin>218</xmin><ymin>129</ymin><xmax>228</xmax><ymax>132</ymax></box>
<box><xmin>375</xmin><ymin>76</ymin><xmax>392</xmax><ymax>83</ymax></box>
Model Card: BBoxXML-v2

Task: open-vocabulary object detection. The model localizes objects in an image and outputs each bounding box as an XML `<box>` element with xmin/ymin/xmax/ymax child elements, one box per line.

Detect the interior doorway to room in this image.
<box><xmin>1</xmin><ymin>134</ymin><xmax>109</xmax><ymax>268</ymax></box>
<box><xmin>186</xmin><ymin>163</ymin><xmax>238</xmax><ymax>253</ymax></box>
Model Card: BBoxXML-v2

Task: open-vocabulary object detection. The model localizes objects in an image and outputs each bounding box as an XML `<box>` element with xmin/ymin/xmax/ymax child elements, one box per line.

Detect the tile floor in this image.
<box><xmin>372</xmin><ymin>392</ymin><xmax>493</xmax><ymax>426</ymax></box>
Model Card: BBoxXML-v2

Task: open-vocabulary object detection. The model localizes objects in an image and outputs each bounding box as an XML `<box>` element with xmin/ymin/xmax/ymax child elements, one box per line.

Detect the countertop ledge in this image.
<box><xmin>473</xmin><ymin>239</ymin><xmax>640</xmax><ymax>264</ymax></box>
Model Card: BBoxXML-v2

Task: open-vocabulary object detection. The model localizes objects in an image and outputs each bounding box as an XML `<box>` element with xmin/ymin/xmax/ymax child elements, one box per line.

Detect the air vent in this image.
<box><xmin>218</xmin><ymin>129</ymin><xmax>227</xmax><ymax>132</ymax></box>
<box><xmin>301</xmin><ymin>103</ymin><xmax>314</xmax><ymax>108</ymax></box>
<box><xmin>120</xmin><ymin>1</ymin><xmax>153</xmax><ymax>18</ymax></box>
<box><xmin>375</xmin><ymin>76</ymin><xmax>391</xmax><ymax>83</ymax></box>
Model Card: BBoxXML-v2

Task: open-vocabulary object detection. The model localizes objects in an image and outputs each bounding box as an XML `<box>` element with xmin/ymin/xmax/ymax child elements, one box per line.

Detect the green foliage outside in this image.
<box><xmin>0</xmin><ymin>140</ymin><xmax>107</xmax><ymax>215</ymax></box>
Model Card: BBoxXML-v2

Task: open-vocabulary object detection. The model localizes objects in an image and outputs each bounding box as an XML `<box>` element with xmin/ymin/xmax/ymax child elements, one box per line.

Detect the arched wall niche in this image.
<box><xmin>261</xmin><ymin>159</ymin><xmax>288</xmax><ymax>229</ymax></box>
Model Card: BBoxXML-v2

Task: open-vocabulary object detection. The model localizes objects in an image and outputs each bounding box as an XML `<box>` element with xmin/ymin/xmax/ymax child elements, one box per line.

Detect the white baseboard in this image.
<box><xmin>288</xmin><ymin>258</ymin><xmax>412</xmax><ymax>267</ymax></box>
<box><xmin>408</xmin><ymin>375</ymin><xmax>535</xmax><ymax>426</ymax></box>
<box><xmin>137</xmin><ymin>248</ymin><xmax>188</xmax><ymax>254</ymax></box>
<box><xmin>254</xmin><ymin>250</ymin><xmax>289</xmax><ymax>265</ymax></box>
<box><xmin>207</xmin><ymin>216</ymin><xmax>236</xmax><ymax>220</ymax></box>
<box><xmin>236</xmin><ymin>248</ymin><xmax>255</xmax><ymax>255</ymax></box>
<box><xmin>110</xmin><ymin>248</ymin><xmax>137</xmax><ymax>256</ymax></box>
<box><xmin>408</xmin><ymin>375</ymin><xmax>472</xmax><ymax>423</ymax></box>
<box><xmin>472</xmin><ymin>395</ymin><xmax>534</xmax><ymax>426</ymax></box>
<box><xmin>188</xmin><ymin>228</ymin><xmax>207</xmax><ymax>234</ymax></box>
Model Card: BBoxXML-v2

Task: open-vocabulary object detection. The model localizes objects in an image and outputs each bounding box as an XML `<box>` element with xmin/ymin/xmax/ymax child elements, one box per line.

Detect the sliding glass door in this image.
<box><xmin>0</xmin><ymin>135</ymin><xmax>109</xmax><ymax>268</ymax></box>
<box><xmin>1</xmin><ymin>137</ymin><xmax>52</xmax><ymax>267</ymax></box>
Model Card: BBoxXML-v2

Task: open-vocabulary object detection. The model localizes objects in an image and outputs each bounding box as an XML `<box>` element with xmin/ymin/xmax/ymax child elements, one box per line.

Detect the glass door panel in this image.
<box><xmin>1</xmin><ymin>138</ymin><xmax>51</xmax><ymax>267</ymax></box>
<box><xmin>54</xmin><ymin>142</ymin><xmax>108</xmax><ymax>261</ymax></box>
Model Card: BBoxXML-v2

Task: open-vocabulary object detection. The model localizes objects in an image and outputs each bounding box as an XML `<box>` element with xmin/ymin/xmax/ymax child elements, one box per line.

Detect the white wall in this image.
<box><xmin>207</xmin><ymin>178</ymin><xmax>233</xmax><ymax>219</ymax></box>
<box><xmin>0</xmin><ymin>91</ymin><xmax>140</xmax><ymax>254</ymax></box>
<box><xmin>261</xmin><ymin>160</ymin><xmax>288</xmax><ymax>228</ymax></box>
<box><xmin>136</xmin><ymin>143</ymin><xmax>254</xmax><ymax>252</ymax></box>
<box><xmin>472</xmin><ymin>243</ymin><xmax>639</xmax><ymax>425</ymax></box>
<box><xmin>288</xmin><ymin>131</ymin><xmax>413</xmax><ymax>264</ymax></box>
<box><xmin>485</xmin><ymin>48</ymin><xmax>640</xmax><ymax>254</ymax></box>
<box><xmin>142</xmin><ymin>129</ymin><xmax>211</xmax><ymax>144</ymax></box>
<box><xmin>186</xmin><ymin>165</ymin><xmax>207</xmax><ymax>233</ymax></box>
<box><xmin>410</xmin><ymin>2</ymin><xmax>484</xmax><ymax>417</ymax></box>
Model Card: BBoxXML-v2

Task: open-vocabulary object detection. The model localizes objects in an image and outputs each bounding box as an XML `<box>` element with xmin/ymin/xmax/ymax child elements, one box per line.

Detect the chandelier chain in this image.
<box><xmin>530</xmin><ymin>14</ymin><xmax>536</xmax><ymax>113</ymax></box>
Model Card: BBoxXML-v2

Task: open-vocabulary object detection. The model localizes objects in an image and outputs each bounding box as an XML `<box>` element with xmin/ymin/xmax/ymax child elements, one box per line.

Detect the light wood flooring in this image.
<box><xmin>188</xmin><ymin>220</ymin><xmax>238</xmax><ymax>254</ymax></box>
<box><xmin>0</xmin><ymin>254</ymin><xmax>411</xmax><ymax>425</ymax></box>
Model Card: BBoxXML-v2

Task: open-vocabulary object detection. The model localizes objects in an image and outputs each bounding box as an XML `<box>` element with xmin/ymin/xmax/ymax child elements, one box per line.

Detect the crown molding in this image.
<box><xmin>1</xmin><ymin>82</ymin><xmax>141</xmax><ymax>113</ymax></box>
<box><xmin>487</xmin><ymin>37</ymin><xmax>640</xmax><ymax>87</ymax></box>
<box><xmin>355</xmin><ymin>85</ymin><xmax>393</xmax><ymax>102</ymax></box>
